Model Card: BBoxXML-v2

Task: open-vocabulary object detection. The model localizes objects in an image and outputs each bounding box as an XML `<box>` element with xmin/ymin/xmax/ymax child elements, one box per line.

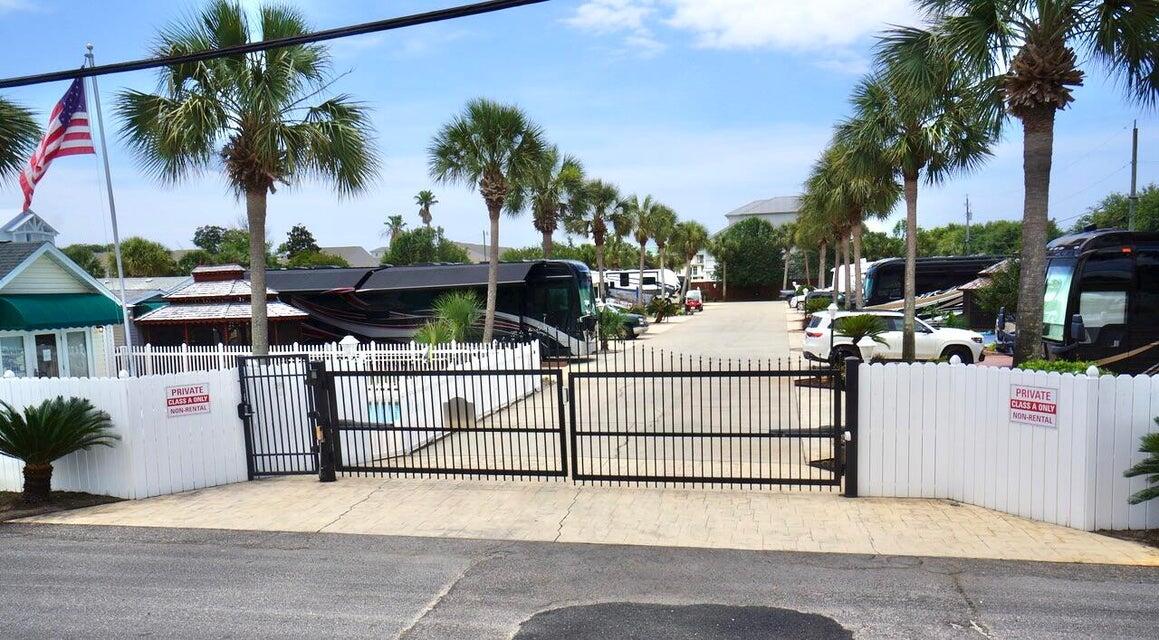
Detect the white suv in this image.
<box><xmin>802</xmin><ymin>310</ymin><xmax>985</xmax><ymax>364</ymax></box>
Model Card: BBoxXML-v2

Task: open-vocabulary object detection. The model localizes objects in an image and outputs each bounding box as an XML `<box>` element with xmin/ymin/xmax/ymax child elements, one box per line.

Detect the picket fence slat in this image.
<box><xmin>857</xmin><ymin>361</ymin><xmax>1159</xmax><ymax>531</ymax></box>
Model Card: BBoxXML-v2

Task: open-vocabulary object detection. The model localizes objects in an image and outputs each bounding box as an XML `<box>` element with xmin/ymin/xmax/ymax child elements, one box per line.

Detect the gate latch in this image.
<box><xmin>237</xmin><ymin>402</ymin><xmax>253</xmax><ymax>420</ymax></box>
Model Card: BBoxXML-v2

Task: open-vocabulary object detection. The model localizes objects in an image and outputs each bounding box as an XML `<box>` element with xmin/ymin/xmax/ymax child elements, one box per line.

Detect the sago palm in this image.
<box><xmin>429</xmin><ymin>98</ymin><xmax>547</xmax><ymax>342</ymax></box>
<box><xmin>508</xmin><ymin>145</ymin><xmax>584</xmax><ymax>258</ymax></box>
<box><xmin>415</xmin><ymin>190</ymin><xmax>438</xmax><ymax>227</ymax></box>
<box><xmin>432</xmin><ymin>290</ymin><xmax>483</xmax><ymax>342</ymax></box>
<box><xmin>116</xmin><ymin>0</ymin><xmax>378</xmax><ymax>355</ymax></box>
<box><xmin>0</xmin><ymin>97</ymin><xmax>40</xmax><ymax>185</ymax></box>
<box><xmin>0</xmin><ymin>397</ymin><xmax>118</xmax><ymax>504</ymax></box>
<box><xmin>564</xmin><ymin>178</ymin><xmax>624</xmax><ymax>299</ymax></box>
<box><xmin>839</xmin><ymin>64</ymin><xmax>998</xmax><ymax>358</ymax></box>
<box><xmin>881</xmin><ymin>0</ymin><xmax>1159</xmax><ymax>363</ymax></box>
<box><xmin>670</xmin><ymin>220</ymin><xmax>709</xmax><ymax>299</ymax></box>
<box><xmin>1124</xmin><ymin>425</ymin><xmax>1159</xmax><ymax>505</ymax></box>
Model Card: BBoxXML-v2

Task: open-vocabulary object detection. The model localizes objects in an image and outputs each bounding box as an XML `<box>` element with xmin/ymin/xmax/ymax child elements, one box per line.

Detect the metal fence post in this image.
<box><xmin>843</xmin><ymin>357</ymin><xmax>859</xmax><ymax>498</ymax></box>
<box><xmin>308</xmin><ymin>360</ymin><xmax>337</xmax><ymax>483</ymax></box>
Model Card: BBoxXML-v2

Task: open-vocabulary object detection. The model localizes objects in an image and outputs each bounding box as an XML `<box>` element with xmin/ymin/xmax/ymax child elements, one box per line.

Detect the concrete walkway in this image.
<box><xmin>24</xmin><ymin>476</ymin><xmax>1159</xmax><ymax>566</ymax></box>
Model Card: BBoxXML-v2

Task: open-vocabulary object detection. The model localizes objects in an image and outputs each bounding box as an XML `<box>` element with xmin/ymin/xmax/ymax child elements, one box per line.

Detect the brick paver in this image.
<box><xmin>24</xmin><ymin>476</ymin><xmax>1159</xmax><ymax>566</ymax></box>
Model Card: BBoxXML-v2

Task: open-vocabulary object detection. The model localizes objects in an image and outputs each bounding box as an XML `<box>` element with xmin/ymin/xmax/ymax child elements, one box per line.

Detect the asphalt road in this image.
<box><xmin>1</xmin><ymin>524</ymin><xmax>1155</xmax><ymax>639</ymax></box>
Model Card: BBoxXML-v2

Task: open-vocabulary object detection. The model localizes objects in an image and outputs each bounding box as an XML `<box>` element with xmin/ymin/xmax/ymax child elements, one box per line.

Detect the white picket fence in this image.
<box><xmin>114</xmin><ymin>339</ymin><xmax>535</xmax><ymax>376</ymax></box>
<box><xmin>857</xmin><ymin>362</ymin><xmax>1159</xmax><ymax>531</ymax></box>
<box><xmin>0</xmin><ymin>368</ymin><xmax>246</xmax><ymax>499</ymax></box>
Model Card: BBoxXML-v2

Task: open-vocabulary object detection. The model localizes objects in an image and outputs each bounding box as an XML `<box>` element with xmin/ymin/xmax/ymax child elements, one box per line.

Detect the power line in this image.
<box><xmin>0</xmin><ymin>0</ymin><xmax>549</xmax><ymax>90</ymax></box>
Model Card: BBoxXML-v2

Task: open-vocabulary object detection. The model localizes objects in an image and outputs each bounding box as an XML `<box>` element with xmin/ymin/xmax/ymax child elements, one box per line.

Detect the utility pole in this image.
<box><xmin>1128</xmin><ymin>120</ymin><xmax>1139</xmax><ymax>231</ymax></box>
<box><xmin>964</xmin><ymin>194</ymin><xmax>972</xmax><ymax>255</ymax></box>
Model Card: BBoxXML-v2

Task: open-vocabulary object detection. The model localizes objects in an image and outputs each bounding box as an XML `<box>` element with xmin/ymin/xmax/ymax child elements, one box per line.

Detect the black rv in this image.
<box><xmin>862</xmin><ymin>256</ymin><xmax>1005</xmax><ymax>306</ymax></box>
<box><xmin>1042</xmin><ymin>229</ymin><xmax>1159</xmax><ymax>374</ymax></box>
<box><xmin>262</xmin><ymin>260</ymin><xmax>598</xmax><ymax>357</ymax></box>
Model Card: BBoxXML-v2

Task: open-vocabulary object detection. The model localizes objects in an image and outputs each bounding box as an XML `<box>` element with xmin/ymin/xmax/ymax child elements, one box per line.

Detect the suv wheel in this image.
<box><xmin>941</xmin><ymin>345</ymin><xmax>974</xmax><ymax>365</ymax></box>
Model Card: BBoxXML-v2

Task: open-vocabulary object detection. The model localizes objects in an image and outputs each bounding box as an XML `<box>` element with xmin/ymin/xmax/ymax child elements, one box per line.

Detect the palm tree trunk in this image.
<box><xmin>832</xmin><ymin>240</ymin><xmax>841</xmax><ymax>305</ymax></box>
<box><xmin>843</xmin><ymin>237</ymin><xmax>853</xmax><ymax>310</ymax></box>
<box><xmin>803</xmin><ymin>249</ymin><xmax>811</xmax><ymax>286</ymax></box>
<box><xmin>852</xmin><ymin>222</ymin><xmax>864</xmax><ymax>309</ymax></box>
<box><xmin>1014</xmin><ymin>108</ymin><xmax>1055</xmax><ymax>365</ymax></box>
<box><xmin>484</xmin><ymin>209</ymin><xmax>501</xmax><ymax>343</ymax></box>
<box><xmin>681</xmin><ymin>261</ymin><xmax>692</xmax><ymax>299</ymax></box>
<box><xmin>902</xmin><ymin>172</ymin><xmax>919</xmax><ymax>361</ymax></box>
<box><xmin>22</xmin><ymin>463</ymin><xmax>52</xmax><ymax>504</ymax></box>
<box><xmin>595</xmin><ymin>241</ymin><xmax>607</xmax><ymax>300</ymax></box>
<box><xmin>722</xmin><ymin>261</ymin><xmax>727</xmax><ymax>301</ymax></box>
<box><xmin>247</xmin><ymin>189</ymin><xmax>269</xmax><ymax>356</ymax></box>
<box><xmin>658</xmin><ymin>247</ymin><xmax>666</xmax><ymax>295</ymax></box>
<box><xmin>637</xmin><ymin>244</ymin><xmax>646</xmax><ymax>302</ymax></box>
<box><xmin>542</xmin><ymin>230</ymin><xmax>553</xmax><ymax>259</ymax></box>
<box><xmin>782</xmin><ymin>250</ymin><xmax>790</xmax><ymax>290</ymax></box>
<box><xmin>818</xmin><ymin>242</ymin><xmax>826</xmax><ymax>289</ymax></box>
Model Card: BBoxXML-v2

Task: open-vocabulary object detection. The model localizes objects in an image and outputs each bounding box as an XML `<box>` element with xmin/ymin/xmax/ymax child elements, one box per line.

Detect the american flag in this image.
<box><xmin>18</xmin><ymin>78</ymin><xmax>96</xmax><ymax>210</ymax></box>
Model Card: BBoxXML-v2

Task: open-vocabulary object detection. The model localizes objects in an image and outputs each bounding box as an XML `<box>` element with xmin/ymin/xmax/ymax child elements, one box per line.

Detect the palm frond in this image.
<box><xmin>0</xmin><ymin>97</ymin><xmax>40</xmax><ymax>185</ymax></box>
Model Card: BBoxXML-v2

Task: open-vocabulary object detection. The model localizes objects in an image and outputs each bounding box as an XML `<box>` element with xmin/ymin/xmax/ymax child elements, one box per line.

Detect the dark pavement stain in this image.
<box><xmin>514</xmin><ymin>602</ymin><xmax>853</xmax><ymax>640</ymax></box>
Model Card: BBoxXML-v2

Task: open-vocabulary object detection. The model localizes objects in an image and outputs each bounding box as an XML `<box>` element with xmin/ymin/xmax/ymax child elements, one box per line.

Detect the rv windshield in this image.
<box><xmin>1043</xmin><ymin>259</ymin><xmax>1075</xmax><ymax>341</ymax></box>
<box><xmin>576</xmin><ymin>272</ymin><xmax>595</xmax><ymax>316</ymax></box>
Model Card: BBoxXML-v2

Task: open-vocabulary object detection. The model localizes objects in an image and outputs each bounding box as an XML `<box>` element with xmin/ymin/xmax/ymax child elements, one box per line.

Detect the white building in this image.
<box><xmin>687</xmin><ymin>248</ymin><xmax>718</xmax><ymax>283</ymax></box>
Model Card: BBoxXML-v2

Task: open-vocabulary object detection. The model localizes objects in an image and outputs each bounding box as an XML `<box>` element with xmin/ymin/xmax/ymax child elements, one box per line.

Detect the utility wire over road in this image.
<box><xmin>0</xmin><ymin>0</ymin><xmax>550</xmax><ymax>89</ymax></box>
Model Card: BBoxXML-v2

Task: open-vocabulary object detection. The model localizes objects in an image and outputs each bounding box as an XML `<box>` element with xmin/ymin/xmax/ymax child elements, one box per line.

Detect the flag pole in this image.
<box><xmin>84</xmin><ymin>44</ymin><xmax>136</xmax><ymax>377</ymax></box>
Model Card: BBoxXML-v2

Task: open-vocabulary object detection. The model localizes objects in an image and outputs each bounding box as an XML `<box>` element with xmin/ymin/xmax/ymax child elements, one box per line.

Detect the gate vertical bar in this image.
<box><xmin>309</xmin><ymin>360</ymin><xmax>337</xmax><ymax>482</ymax></box>
<box><xmin>843</xmin><ymin>357</ymin><xmax>859</xmax><ymax>498</ymax></box>
<box><xmin>555</xmin><ymin>370</ymin><xmax>569</xmax><ymax>477</ymax></box>
<box><xmin>568</xmin><ymin>371</ymin><xmax>579</xmax><ymax>482</ymax></box>
<box><xmin>237</xmin><ymin>358</ymin><xmax>256</xmax><ymax>481</ymax></box>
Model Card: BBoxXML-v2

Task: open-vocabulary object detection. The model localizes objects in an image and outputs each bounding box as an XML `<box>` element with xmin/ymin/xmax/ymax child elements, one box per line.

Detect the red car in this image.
<box><xmin>684</xmin><ymin>290</ymin><xmax>703</xmax><ymax>313</ymax></box>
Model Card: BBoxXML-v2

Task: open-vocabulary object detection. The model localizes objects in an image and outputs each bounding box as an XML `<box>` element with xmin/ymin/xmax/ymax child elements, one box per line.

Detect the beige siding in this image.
<box><xmin>1</xmin><ymin>254</ymin><xmax>91</xmax><ymax>294</ymax></box>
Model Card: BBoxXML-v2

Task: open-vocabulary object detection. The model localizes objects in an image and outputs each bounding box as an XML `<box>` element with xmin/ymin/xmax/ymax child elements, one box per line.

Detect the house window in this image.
<box><xmin>66</xmin><ymin>331</ymin><xmax>90</xmax><ymax>377</ymax></box>
<box><xmin>0</xmin><ymin>336</ymin><xmax>26</xmax><ymax>377</ymax></box>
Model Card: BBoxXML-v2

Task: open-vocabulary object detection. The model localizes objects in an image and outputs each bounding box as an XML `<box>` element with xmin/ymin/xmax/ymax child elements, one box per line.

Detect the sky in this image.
<box><xmin>0</xmin><ymin>0</ymin><xmax>1155</xmax><ymax>253</ymax></box>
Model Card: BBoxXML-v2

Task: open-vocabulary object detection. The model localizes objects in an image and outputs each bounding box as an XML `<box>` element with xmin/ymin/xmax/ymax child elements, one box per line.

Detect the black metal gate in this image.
<box><xmin>238</xmin><ymin>355</ymin><xmax>318</xmax><ymax>478</ymax></box>
<box><xmin>311</xmin><ymin>362</ymin><xmax>569</xmax><ymax>479</ymax></box>
<box><xmin>239</xmin><ymin>346</ymin><xmax>850</xmax><ymax>490</ymax></box>
<box><xmin>567</xmin><ymin>346</ymin><xmax>844</xmax><ymax>489</ymax></box>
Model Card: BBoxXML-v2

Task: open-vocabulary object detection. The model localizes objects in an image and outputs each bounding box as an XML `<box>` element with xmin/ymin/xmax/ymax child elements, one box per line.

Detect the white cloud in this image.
<box><xmin>568</xmin><ymin>0</ymin><xmax>918</xmax><ymax>71</ymax></box>
<box><xmin>0</xmin><ymin>0</ymin><xmax>36</xmax><ymax>14</ymax></box>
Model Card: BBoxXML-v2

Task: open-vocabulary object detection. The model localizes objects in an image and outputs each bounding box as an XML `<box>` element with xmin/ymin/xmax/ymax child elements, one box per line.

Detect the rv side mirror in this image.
<box><xmin>1070</xmin><ymin>314</ymin><xmax>1087</xmax><ymax>343</ymax></box>
<box><xmin>581</xmin><ymin>314</ymin><xmax>597</xmax><ymax>332</ymax></box>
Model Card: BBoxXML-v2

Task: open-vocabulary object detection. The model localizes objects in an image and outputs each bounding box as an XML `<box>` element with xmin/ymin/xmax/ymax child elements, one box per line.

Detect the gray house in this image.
<box><xmin>724</xmin><ymin>196</ymin><xmax>801</xmax><ymax>228</ymax></box>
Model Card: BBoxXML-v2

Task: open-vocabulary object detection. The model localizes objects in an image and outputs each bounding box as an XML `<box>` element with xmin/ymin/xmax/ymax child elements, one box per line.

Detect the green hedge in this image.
<box><xmin>1017</xmin><ymin>359</ymin><xmax>1104</xmax><ymax>375</ymax></box>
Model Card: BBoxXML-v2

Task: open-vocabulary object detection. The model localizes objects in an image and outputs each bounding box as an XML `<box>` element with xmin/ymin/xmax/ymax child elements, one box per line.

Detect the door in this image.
<box><xmin>877</xmin><ymin>316</ymin><xmax>904</xmax><ymax>359</ymax></box>
<box><xmin>33</xmin><ymin>333</ymin><xmax>59</xmax><ymax>378</ymax></box>
<box><xmin>914</xmin><ymin>320</ymin><xmax>940</xmax><ymax>360</ymax></box>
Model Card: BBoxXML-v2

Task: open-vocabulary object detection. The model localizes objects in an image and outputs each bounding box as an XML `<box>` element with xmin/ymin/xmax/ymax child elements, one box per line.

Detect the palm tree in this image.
<box><xmin>793</xmin><ymin>206</ymin><xmax>830</xmax><ymax>290</ymax></box>
<box><xmin>670</xmin><ymin>220</ymin><xmax>710</xmax><ymax>299</ymax></box>
<box><xmin>0</xmin><ymin>97</ymin><xmax>39</xmax><ymax>185</ymax></box>
<box><xmin>415</xmin><ymin>190</ymin><xmax>437</xmax><ymax>227</ymax></box>
<box><xmin>880</xmin><ymin>1</ymin><xmax>1159</xmax><ymax>364</ymax></box>
<box><xmin>622</xmin><ymin>195</ymin><xmax>662</xmax><ymax>301</ymax></box>
<box><xmin>0</xmin><ymin>397</ymin><xmax>118</xmax><ymax>504</ymax></box>
<box><xmin>116</xmin><ymin>0</ymin><xmax>377</xmax><ymax>355</ymax></box>
<box><xmin>821</xmin><ymin>139</ymin><xmax>901</xmax><ymax>309</ymax></box>
<box><xmin>565</xmin><ymin>178</ymin><xmax>625</xmax><ymax>299</ymax></box>
<box><xmin>650</xmin><ymin>204</ymin><xmax>678</xmax><ymax>286</ymax></box>
<box><xmin>382</xmin><ymin>215</ymin><xmax>407</xmax><ymax>244</ymax></box>
<box><xmin>508</xmin><ymin>145</ymin><xmax>584</xmax><ymax>258</ymax></box>
<box><xmin>429</xmin><ymin>98</ymin><xmax>547</xmax><ymax>342</ymax></box>
<box><xmin>839</xmin><ymin>64</ymin><xmax>998</xmax><ymax>359</ymax></box>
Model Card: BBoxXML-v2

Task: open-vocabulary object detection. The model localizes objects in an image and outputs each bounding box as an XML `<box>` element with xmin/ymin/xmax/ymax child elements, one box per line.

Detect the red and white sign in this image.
<box><xmin>1009</xmin><ymin>384</ymin><xmax>1057</xmax><ymax>428</ymax></box>
<box><xmin>166</xmin><ymin>383</ymin><xmax>211</xmax><ymax>418</ymax></box>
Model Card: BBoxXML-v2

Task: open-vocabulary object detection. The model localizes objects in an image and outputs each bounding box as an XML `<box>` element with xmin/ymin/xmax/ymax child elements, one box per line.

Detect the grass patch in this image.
<box><xmin>0</xmin><ymin>491</ymin><xmax>121</xmax><ymax>522</ymax></box>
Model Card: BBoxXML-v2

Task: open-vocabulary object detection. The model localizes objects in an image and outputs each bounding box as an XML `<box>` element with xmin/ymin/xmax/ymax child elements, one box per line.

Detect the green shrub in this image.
<box><xmin>627</xmin><ymin>303</ymin><xmax>647</xmax><ymax>316</ymax></box>
<box><xmin>646</xmin><ymin>297</ymin><xmax>681</xmax><ymax>322</ymax></box>
<box><xmin>596</xmin><ymin>308</ymin><xmax>625</xmax><ymax>347</ymax></box>
<box><xmin>1124</xmin><ymin>422</ymin><xmax>1159</xmax><ymax>504</ymax></box>
<box><xmin>941</xmin><ymin>313</ymin><xmax>969</xmax><ymax>329</ymax></box>
<box><xmin>804</xmin><ymin>297</ymin><xmax>831</xmax><ymax>314</ymax></box>
<box><xmin>1017</xmin><ymin>359</ymin><xmax>1103</xmax><ymax>375</ymax></box>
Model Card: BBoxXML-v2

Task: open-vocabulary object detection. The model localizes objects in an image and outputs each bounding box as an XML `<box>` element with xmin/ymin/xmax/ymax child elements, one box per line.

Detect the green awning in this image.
<box><xmin>0</xmin><ymin>294</ymin><xmax>123</xmax><ymax>331</ymax></box>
